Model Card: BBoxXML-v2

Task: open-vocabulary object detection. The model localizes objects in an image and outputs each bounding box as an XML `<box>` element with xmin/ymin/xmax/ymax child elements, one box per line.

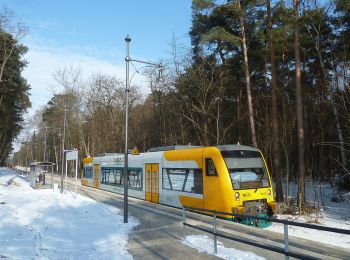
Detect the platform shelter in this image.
<box><xmin>29</xmin><ymin>161</ymin><xmax>55</xmax><ymax>189</ymax></box>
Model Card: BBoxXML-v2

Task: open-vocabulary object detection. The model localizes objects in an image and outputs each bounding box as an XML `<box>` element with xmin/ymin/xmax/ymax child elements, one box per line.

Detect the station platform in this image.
<box><xmin>58</xmin><ymin>175</ymin><xmax>350</xmax><ymax>260</ymax></box>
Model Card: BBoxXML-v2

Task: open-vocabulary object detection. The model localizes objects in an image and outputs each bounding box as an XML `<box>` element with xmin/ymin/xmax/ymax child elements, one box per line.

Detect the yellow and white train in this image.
<box><xmin>82</xmin><ymin>144</ymin><xmax>275</xmax><ymax>220</ymax></box>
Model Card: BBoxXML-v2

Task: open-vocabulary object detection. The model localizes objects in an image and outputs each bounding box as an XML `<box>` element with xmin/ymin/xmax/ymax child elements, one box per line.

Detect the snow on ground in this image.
<box><xmin>1</xmin><ymin>167</ymin><xmax>349</xmax><ymax>259</ymax></box>
<box><xmin>282</xmin><ymin>179</ymin><xmax>350</xmax><ymax>220</ymax></box>
<box><xmin>0</xmin><ymin>168</ymin><xmax>138</xmax><ymax>260</ymax></box>
<box><xmin>267</xmin><ymin>213</ymin><xmax>350</xmax><ymax>249</ymax></box>
<box><xmin>268</xmin><ymin>181</ymin><xmax>350</xmax><ymax>249</ymax></box>
<box><xmin>183</xmin><ymin>235</ymin><xmax>264</xmax><ymax>260</ymax></box>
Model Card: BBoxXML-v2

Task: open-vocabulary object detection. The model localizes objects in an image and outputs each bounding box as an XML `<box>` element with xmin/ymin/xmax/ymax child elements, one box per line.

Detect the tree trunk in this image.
<box><xmin>294</xmin><ymin>0</ymin><xmax>305</xmax><ymax>212</ymax></box>
<box><xmin>237</xmin><ymin>0</ymin><xmax>257</xmax><ymax>147</ymax></box>
<box><xmin>332</xmin><ymin>70</ymin><xmax>347</xmax><ymax>171</ymax></box>
<box><xmin>237</xmin><ymin>88</ymin><xmax>243</xmax><ymax>144</ymax></box>
<box><xmin>313</xmin><ymin>23</ymin><xmax>348</xmax><ymax>175</ymax></box>
<box><xmin>267</xmin><ymin>0</ymin><xmax>284</xmax><ymax>202</ymax></box>
<box><xmin>216</xmin><ymin>100</ymin><xmax>220</xmax><ymax>144</ymax></box>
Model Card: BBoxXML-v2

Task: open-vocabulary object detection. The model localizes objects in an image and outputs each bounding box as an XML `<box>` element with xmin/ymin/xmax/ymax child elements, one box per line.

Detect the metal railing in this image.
<box><xmin>14</xmin><ymin>169</ymin><xmax>29</xmax><ymax>177</ymax></box>
<box><xmin>182</xmin><ymin>206</ymin><xmax>350</xmax><ymax>260</ymax></box>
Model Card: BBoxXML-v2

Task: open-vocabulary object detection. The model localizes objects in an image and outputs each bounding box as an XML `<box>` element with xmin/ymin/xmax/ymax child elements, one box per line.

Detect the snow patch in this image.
<box><xmin>0</xmin><ymin>168</ymin><xmax>138</xmax><ymax>259</ymax></box>
<box><xmin>183</xmin><ymin>235</ymin><xmax>265</xmax><ymax>260</ymax></box>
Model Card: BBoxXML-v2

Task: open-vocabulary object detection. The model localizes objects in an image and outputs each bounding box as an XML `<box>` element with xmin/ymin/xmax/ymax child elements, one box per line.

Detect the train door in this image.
<box><xmin>145</xmin><ymin>163</ymin><xmax>159</xmax><ymax>203</ymax></box>
<box><xmin>93</xmin><ymin>164</ymin><xmax>100</xmax><ymax>188</ymax></box>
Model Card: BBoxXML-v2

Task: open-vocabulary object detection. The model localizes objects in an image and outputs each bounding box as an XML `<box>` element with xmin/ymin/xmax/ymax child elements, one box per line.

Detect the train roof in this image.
<box><xmin>148</xmin><ymin>145</ymin><xmax>202</xmax><ymax>152</ymax></box>
<box><xmin>148</xmin><ymin>144</ymin><xmax>259</xmax><ymax>153</ymax></box>
<box><xmin>89</xmin><ymin>144</ymin><xmax>258</xmax><ymax>158</ymax></box>
<box><xmin>94</xmin><ymin>153</ymin><xmax>123</xmax><ymax>157</ymax></box>
<box><xmin>216</xmin><ymin>144</ymin><xmax>259</xmax><ymax>152</ymax></box>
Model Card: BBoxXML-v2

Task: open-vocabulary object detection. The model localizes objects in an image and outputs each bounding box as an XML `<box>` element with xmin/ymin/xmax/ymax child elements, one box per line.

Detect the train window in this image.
<box><xmin>229</xmin><ymin>168</ymin><xmax>269</xmax><ymax>189</ymax></box>
<box><xmin>84</xmin><ymin>167</ymin><xmax>92</xmax><ymax>178</ymax></box>
<box><xmin>227</xmin><ymin>160</ymin><xmax>269</xmax><ymax>189</ymax></box>
<box><xmin>128</xmin><ymin>169</ymin><xmax>142</xmax><ymax>189</ymax></box>
<box><xmin>101</xmin><ymin>168</ymin><xmax>121</xmax><ymax>184</ymax></box>
<box><xmin>193</xmin><ymin>169</ymin><xmax>203</xmax><ymax>194</ymax></box>
<box><xmin>116</xmin><ymin>169</ymin><xmax>123</xmax><ymax>185</ymax></box>
<box><xmin>99</xmin><ymin>168</ymin><xmax>142</xmax><ymax>189</ymax></box>
<box><xmin>221</xmin><ymin>150</ymin><xmax>270</xmax><ymax>190</ymax></box>
<box><xmin>163</xmin><ymin>168</ymin><xmax>203</xmax><ymax>194</ymax></box>
<box><xmin>205</xmin><ymin>159</ymin><xmax>218</xmax><ymax>176</ymax></box>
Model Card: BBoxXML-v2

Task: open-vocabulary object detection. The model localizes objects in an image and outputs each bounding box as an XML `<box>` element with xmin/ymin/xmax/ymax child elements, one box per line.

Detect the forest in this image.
<box><xmin>6</xmin><ymin>0</ymin><xmax>350</xmax><ymax>209</ymax></box>
<box><xmin>0</xmin><ymin>8</ymin><xmax>30</xmax><ymax>166</ymax></box>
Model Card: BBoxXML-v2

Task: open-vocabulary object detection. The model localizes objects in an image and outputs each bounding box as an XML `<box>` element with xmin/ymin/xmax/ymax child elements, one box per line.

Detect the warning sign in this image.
<box><xmin>131</xmin><ymin>146</ymin><xmax>140</xmax><ymax>155</ymax></box>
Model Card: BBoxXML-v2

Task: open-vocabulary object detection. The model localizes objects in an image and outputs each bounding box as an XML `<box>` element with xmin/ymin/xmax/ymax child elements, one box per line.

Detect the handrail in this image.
<box><xmin>184</xmin><ymin>205</ymin><xmax>350</xmax><ymax>235</ymax></box>
<box><xmin>182</xmin><ymin>206</ymin><xmax>350</xmax><ymax>260</ymax></box>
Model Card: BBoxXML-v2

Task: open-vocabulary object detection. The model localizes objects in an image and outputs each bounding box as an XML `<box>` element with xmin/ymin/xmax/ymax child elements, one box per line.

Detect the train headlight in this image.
<box><xmin>268</xmin><ymin>189</ymin><xmax>271</xmax><ymax>197</ymax></box>
<box><xmin>235</xmin><ymin>192</ymin><xmax>240</xmax><ymax>201</ymax></box>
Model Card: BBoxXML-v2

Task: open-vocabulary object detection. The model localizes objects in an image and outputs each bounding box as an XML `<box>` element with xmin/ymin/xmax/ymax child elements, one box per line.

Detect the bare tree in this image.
<box><xmin>52</xmin><ymin>67</ymin><xmax>89</xmax><ymax>157</ymax></box>
<box><xmin>86</xmin><ymin>74</ymin><xmax>132</xmax><ymax>153</ymax></box>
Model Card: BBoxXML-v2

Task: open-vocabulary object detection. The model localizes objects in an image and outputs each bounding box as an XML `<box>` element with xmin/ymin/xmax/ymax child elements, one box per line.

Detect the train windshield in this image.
<box><xmin>221</xmin><ymin>150</ymin><xmax>270</xmax><ymax>190</ymax></box>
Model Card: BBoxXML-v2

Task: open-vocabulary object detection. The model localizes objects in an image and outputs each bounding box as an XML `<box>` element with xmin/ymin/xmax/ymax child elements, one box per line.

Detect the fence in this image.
<box><xmin>182</xmin><ymin>206</ymin><xmax>350</xmax><ymax>260</ymax></box>
<box><xmin>14</xmin><ymin>169</ymin><xmax>30</xmax><ymax>178</ymax></box>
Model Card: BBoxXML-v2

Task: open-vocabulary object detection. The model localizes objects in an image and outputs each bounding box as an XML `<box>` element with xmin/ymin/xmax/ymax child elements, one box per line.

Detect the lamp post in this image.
<box><xmin>33</xmin><ymin>131</ymin><xmax>37</xmax><ymax>162</ymax></box>
<box><xmin>43</xmin><ymin>126</ymin><xmax>53</xmax><ymax>162</ymax></box>
<box><xmin>124</xmin><ymin>35</ymin><xmax>162</xmax><ymax>223</ymax></box>
<box><xmin>44</xmin><ymin>127</ymin><xmax>47</xmax><ymax>162</ymax></box>
<box><xmin>21</xmin><ymin>141</ymin><xmax>29</xmax><ymax>167</ymax></box>
<box><xmin>61</xmin><ymin>100</ymin><xmax>67</xmax><ymax>193</ymax></box>
<box><xmin>124</xmin><ymin>35</ymin><xmax>131</xmax><ymax>223</ymax></box>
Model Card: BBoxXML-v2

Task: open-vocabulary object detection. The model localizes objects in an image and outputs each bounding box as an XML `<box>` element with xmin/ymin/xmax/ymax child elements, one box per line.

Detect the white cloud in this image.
<box><xmin>22</xmin><ymin>42</ymin><xmax>128</xmax><ymax>116</ymax></box>
<box><xmin>13</xmin><ymin>38</ymin><xmax>153</xmax><ymax>151</ymax></box>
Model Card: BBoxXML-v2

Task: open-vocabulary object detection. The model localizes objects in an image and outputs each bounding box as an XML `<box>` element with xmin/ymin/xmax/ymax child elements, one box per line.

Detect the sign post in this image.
<box><xmin>65</xmin><ymin>149</ymin><xmax>79</xmax><ymax>195</ymax></box>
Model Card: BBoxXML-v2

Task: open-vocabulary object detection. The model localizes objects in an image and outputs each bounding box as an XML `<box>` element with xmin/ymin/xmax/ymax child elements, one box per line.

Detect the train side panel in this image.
<box><xmin>164</xmin><ymin>148</ymin><xmax>204</xmax><ymax>209</ymax></box>
<box><xmin>162</xmin><ymin>149</ymin><xmax>203</xmax><ymax>207</ymax></box>
<box><xmin>202</xmin><ymin>147</ymin><xmax>234</xmax><ymax>214</ymax></box>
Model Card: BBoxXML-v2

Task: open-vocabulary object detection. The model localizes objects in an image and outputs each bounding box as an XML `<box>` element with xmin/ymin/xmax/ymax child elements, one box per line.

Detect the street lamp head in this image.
<box><xmin>156</xmin><ymin>65</ymin><xmax>164</xmax><ymax>83</ymax></box>
<box><xmin>125</xmin><ymin>35</ymin><xmax>131</xmax><ymax>43</ymax></box>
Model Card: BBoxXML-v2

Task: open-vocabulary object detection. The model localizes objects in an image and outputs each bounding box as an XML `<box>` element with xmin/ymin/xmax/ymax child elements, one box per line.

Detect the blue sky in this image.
<box><xmin>1</xmin><ymin>0</ymin><xmax>192</xmax><ymax>115</ymax></box>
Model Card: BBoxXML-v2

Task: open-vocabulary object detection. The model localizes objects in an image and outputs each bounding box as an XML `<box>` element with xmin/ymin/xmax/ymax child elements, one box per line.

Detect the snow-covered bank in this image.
<box><xmin>0</xmin><ymin>168</ymin><xmax>138</xmax><ymax>259</ymax></box>
<box><xmin>183</xmin><ymin>235</ymin><xmax>264</xmax><ymax>260</ymax></box>
<box><xmin>13</xmin><ymin>165</ymin><xmax>30</xmax><ymax>173</ymax></box>
<box><xmin>279</xmin><ymin>180</ymin><xmax>350</xmax><ymax>220</ymax></box>
<box><xmin>268</xmin><ymin>181</ymin><xmax>350</xmax><ymax>249</ymax></box>
<box><xmin>267</xmin><ymin>216</ymin><xmax>350</xmax><ymax>249</ymax></box>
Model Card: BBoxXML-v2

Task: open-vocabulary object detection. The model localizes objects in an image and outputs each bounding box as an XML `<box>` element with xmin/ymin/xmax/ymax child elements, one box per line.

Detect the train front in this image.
<box><xmin>218</xmin><ymin>145</ymin><xmax>275</xmax><ymax>226</ymax></box>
